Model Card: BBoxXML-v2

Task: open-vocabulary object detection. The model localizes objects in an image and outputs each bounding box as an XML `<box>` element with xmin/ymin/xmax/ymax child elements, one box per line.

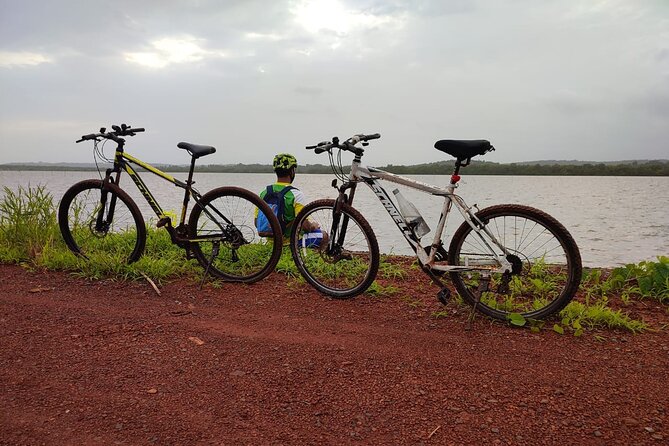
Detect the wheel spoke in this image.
<box><xmin>290</xmin><ymin>200</ymin><xmax>379</xmax><ymax>298</ymax></box>
<box><xmin>449</xmin><ymin>205</ymin><xmax>581</xmax><ymax>320</ymax></box>
<box><xmin>189</xmin><ymin>187</ymin><xmax>282</xmax><ymax>283</ymax></box>
<box><xmin>59</xmin><ymin>180</ymin><xmax>145</xmax><ymax>264</ymax></box>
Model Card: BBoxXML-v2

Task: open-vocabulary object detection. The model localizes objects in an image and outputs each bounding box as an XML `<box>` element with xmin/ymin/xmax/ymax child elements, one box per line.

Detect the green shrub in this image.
<box><xmin>608</xmin><ymin>257</ymin><xmax>669</xmax><ymax>303</ymax></box>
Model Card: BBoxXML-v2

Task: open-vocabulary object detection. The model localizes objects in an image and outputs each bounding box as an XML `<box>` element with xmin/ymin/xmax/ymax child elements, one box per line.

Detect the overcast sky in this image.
<box><xmin>0</xmin><ymin>0</ymin><xmax>667</xmax><ymax>166</ymax></box>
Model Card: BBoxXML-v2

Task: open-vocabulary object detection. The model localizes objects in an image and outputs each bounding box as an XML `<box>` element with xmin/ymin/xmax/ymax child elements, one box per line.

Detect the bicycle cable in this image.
<box><xmin>328</xmin><ymin>147</ymin><xmax>353</xmax><ymax>183</ymax></box>
<box><xmin>92</xmin><ymin>139</ymin><xmax>113</xmax><ymax>181</ymax></box>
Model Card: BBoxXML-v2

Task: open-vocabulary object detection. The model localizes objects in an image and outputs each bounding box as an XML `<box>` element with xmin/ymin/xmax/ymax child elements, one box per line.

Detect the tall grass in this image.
<box><xmin>0</xmin><ymin>185</ymin><xmax>198</xmax><ymax>283</ymax></box>
<box><xmin>0</xmin><ymin>185</ymin><xmax>59</xmax><ymax>262</ymax></box>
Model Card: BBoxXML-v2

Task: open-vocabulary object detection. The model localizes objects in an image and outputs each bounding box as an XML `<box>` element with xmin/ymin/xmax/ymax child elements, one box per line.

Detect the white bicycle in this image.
<box><xmin>289</xmin><ymin>133</ymin><xmax>582</xmax><ymax>321</ymax></box>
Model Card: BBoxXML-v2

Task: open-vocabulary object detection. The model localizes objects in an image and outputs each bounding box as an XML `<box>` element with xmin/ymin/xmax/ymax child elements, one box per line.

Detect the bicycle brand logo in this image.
<box><xmin>369</xmin><ymin>182</ymin><xmax>415</xmax><ymax>240</ymax></box>
<box><xmin>127</xmin><ymin>169</ymin><xmax>162</xmax><ymax>215</ymax></box>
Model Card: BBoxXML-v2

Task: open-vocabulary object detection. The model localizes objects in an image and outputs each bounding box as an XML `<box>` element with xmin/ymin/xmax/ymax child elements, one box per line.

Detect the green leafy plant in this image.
<box><xmin>608</xmin><ymin>257</ymin><xmax>669</xmax><ymax>303</ymax></box>
<box><xmin>558</xmin><ymin>301</ymin><xmax>647</xmax><ymax>334</ymax></box>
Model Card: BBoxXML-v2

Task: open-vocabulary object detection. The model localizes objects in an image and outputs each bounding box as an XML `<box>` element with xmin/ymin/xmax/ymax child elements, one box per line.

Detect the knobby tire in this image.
<box><xmin>290</xmin><ymin>199</ymin><xmax>380</xmax><ymax>298</ymax></box>
<box><xmin>188</xmin><ymin>186</ymin><xmax>282</xmax><ymax>283</ymax></box>
<box><xmin>58</xmin><ymin>179</ymin><xmax>146</xmax><ymax>263</ymax></box>
<box><xmin>448</xmin><ymin>204</ymin><xmax>582</xmax><ymax>321</ymax></box>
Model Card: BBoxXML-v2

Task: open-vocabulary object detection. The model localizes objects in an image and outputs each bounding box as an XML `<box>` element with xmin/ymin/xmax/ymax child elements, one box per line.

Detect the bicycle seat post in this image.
<box><xmin>178</xmin><ymin>155</ymin><xmax>198</xmax><ymax>225</ymax></box>
<box><xmin>186</xmin><ymin>155</ymin><xmax>197</xmax><ymax>188</ymax></box>
<box><xmin>450</xmin><ymin>159</ymin><xmax>464</xmax><ymax>186</ymax></box>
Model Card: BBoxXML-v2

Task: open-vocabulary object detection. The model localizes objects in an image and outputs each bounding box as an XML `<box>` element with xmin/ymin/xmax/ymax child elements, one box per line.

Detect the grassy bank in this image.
<box><xmin>1</xmin><ymin>185</ymin><xmax>667</xmax><ymax>334</ymax></box>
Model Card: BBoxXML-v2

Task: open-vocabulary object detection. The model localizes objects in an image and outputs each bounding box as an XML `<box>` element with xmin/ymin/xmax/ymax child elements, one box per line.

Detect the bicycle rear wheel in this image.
<box><xmin>188</xmin><ymin>186</ymin><xmax>282</xmax><ymax>283</ymax></box>
<box><xmin>58</xmin><ymin>179</ymin><xmax>146</xmax><ymax>263</ymax></box>
<box><xmin>448</xmin><ymin>204</ymin><xmax>582</xmax><ymax>321</ymax></box>
<box><xmin>289</xmin><ymin>199</ymin><xmax>379</xmax><ymax>298</ymax></box>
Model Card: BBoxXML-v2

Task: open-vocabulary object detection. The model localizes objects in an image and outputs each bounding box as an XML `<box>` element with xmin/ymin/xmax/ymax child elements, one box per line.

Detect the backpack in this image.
<box><xmin>256</xmin><ymin>185</ymin><xmax>295</xmax><ymax>237</ymax></box>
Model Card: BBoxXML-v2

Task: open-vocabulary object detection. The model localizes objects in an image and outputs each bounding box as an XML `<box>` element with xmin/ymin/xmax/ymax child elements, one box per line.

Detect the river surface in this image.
<box><xmin>1</xmin><ymin>170</ymin><xmax>667</xmax><ymax>267</ymax></box>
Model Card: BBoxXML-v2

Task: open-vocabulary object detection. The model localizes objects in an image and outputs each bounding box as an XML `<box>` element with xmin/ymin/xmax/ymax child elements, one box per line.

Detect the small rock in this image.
<box><xmin>230</xmin><ymin>370</ymin><xmax>246</xmax><ymax>377</ymax></box>
<box><xmin>623</xmin><ymin>417</ymin><xmax>639</xmax><ymax>427</ymax></box>
<box><xmin>146</xmin><ymin>388</ymin><xmax>157</xmax><ymax>394</ymax></box>
<box><xmin>491</xmin><ymin>428</ymin><xmax>500</xmax><ymax>434</ymax></box>
<box><xmin>594</xmin><ymin>430</ymin><xmax>602</xmax><ymax>437</ymax></box>
<box><xmin>188</xmin><ymin>336</ymin><xmax>205</xmax><ymax>346</ymax></box>
<box><xmin>645</xmin><ymin>427</ymin><xmax>656</xmax><ymax>433</ymax></box>
<box><xmin>651</xmin><ymin>434</ymin><xmax>664</xmax><ymax>441</ymax></box>
<box><xmin>540</xmin><ymin>398</ymin><xmax>549</xmax><ymax>404</ymax></box>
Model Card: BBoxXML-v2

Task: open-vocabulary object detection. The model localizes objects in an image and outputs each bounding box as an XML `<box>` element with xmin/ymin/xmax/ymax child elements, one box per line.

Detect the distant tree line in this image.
<box><xmin>2</xmin><ymin>160</ymin><xmax>668</xmax><ymax>176</ymax></box>
<box><xmin>379</xmin><ymin>160</ymin><xmax>669</xmax><ymax>176</ymax></box>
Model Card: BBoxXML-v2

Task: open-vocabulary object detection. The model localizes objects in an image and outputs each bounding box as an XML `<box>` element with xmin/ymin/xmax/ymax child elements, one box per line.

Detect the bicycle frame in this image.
<box><xmin>112</xmin><ymin>150</ymin><xmax>191</xmax><ymax>223</ymax></box>
<box><xmin>341</xmin><ymin>157</ymin><xmax>513</xmax><ymax>274</ymax></box>
<box><xmin>102</xmin><ymin>144</ymin><xmax>230</xmax><ymax>244</ymax></box>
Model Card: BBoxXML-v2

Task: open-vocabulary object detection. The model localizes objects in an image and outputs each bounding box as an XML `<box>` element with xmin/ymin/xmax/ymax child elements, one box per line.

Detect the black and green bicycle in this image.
<box><xmin>57</xmin><ymin>124</ymin><xmax>283</xmax><ymax>283</ymax></box>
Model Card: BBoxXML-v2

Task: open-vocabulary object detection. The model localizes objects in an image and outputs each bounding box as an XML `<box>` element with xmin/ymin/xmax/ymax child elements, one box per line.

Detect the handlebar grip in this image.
<box><xmin>307</xmin><ymin>141</ymin><xmax>331</xmax><ymax>151</ymax></box>
<box><xmin>131</xmin><ymin>127</ymin><xmax>145</xmax><ymax>133</ymax></box>
<box><xmin>84</xmin><ymin>133</ymin><xmax>97</xmax><ymax>140</ymax></box>
<box><xmin>76</xmin><ymin>133</ymin><xmax>98</xmax><ymax>143</ymax></box>
<box><xmin>365</xmin><ymin>133</ymin><xmax>380</xmax><ymax>141</ymax></box>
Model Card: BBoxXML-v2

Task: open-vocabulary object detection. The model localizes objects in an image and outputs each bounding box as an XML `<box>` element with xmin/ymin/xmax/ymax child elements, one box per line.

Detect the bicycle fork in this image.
<box><xmin>95</xmin><ymin>174</ymin><xmax>119</xmax><ymax>234</ymax></box>
<box><xmin>325</xmin><ymin>183</ymin><xmax>355</xmax><ymax>260</ymax></box>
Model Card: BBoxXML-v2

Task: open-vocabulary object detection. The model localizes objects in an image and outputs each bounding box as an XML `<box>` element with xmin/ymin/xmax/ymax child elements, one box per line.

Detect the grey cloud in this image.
<box><xmin>354</xmin><ymin>0</ymin><xmax>475</xmax><ymax>17</ymax></box>
<box><xmin>294</xmin><ymin>86</ymin><xmax>324</xmax><ymax>97</ymax></box>
<box><xmin>541</xmin><ymin>91</ymin><xmax>605</xmax><ymax>115</ymax></box>
<box><xmin>656</xmin><ymin>48</ymin><xmax>669</xmax><ymax>62</ymax></box>
<box><xmin>632</xmin><ymin>87</ymin><xmax>669</xmax><ymax>117</ymax></box>
<box><xmin>1</xmin><ymin>0</ymin><xmax>668</xmax><ymax>165</ymax></box>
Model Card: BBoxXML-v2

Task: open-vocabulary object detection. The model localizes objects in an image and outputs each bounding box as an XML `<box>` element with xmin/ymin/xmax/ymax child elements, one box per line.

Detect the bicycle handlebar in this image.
<box><xmin>306</xmin><ymin>133</ymin><xmax>380</xmax><ymax>155</ymax></box>
<box><xmin>76</xmin><ymin>123</ymin><xmax>145</xmax><ymax>143</ymax></box>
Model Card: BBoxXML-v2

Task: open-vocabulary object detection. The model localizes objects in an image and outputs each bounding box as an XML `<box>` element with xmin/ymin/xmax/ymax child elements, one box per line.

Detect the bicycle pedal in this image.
<box><xmin>437</xmin><ymin>288</ymin><xmax>450</xmax><ymax>305</ymax></box>
<box><xmin>156</xmin><ymin>216</ymin><xmax>171</xmax><ymax>228</ymax></box>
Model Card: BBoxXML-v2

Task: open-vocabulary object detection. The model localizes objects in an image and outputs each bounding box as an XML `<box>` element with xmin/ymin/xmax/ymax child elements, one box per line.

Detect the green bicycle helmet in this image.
<box><xmin>273</xmin><ymin>153</ymin><xmax>298</xmax><ymax>171</ymax></box>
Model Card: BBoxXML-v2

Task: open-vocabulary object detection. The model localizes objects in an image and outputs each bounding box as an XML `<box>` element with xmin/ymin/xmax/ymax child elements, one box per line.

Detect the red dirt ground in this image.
<box><xmin>1</xmin><ymin>263</ymin><xmax>668</xmax><ymax>445</ymax></box>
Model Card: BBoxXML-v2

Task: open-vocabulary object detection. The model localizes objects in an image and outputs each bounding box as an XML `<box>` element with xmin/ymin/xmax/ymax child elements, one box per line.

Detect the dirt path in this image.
<box><xmin>1</xmin><ymin>264</ymin><xmax>667</xmax><ymax>445</ymax></box>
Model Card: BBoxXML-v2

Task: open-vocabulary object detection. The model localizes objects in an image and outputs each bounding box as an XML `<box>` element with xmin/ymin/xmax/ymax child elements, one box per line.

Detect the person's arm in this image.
<box><xmin>301</xmin><ymin>214</ymin><xmax>319</xmax><ymax>232</ymax></box>
<box><xmin>292</xmin><ymin>189</ymin><xmax>320</xmax><ymax>232</ymax></box>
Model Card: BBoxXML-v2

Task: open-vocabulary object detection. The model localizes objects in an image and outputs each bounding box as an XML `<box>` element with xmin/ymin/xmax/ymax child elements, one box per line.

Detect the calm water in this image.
<box><xmin>1</xmin><ymin>170</ymin><xmax>667</xmax><ymax>267</ymax></box>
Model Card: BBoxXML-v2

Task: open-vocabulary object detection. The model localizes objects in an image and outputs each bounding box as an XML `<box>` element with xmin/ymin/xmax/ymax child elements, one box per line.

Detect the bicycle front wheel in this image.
<box><xmin>289</xmin><ymin>199</ymin><xmax>379</xmax><ymax>298</ymax></box>
<box><xmin>58</xmin><ymin>179</ymin><xmax>146</xmax><ymax>263</ymax></box>
<box><xmin>188</xmin><ymin>186</ymin><xmax>282</xmax><ymax>283</ymax></box>
<box><xmin>448</xmin><ymin>204</ymin><xmax>582</xmax><ymax>321</ymax></box>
